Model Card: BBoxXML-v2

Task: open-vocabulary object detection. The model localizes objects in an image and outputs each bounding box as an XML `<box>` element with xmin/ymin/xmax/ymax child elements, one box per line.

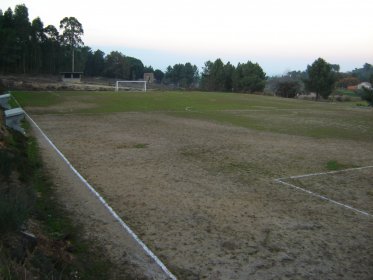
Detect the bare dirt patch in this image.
<box><xmin>31</xmin><ymin>112</ymin><xmax>373</xmax><ymax>279</ymax></box>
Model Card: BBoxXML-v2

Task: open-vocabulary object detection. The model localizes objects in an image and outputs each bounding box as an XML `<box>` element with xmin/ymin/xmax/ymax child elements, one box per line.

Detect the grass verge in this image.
<box><xmin>0</xmin><ymin>121</ymin><xmax>113</xmax><ymax>279</ymax></box>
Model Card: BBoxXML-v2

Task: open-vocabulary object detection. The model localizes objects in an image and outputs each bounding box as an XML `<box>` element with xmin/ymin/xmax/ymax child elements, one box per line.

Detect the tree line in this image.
<box><xmin>1</xmin><ymin>4</ymin><xmax>372</xmax><ymax>102</ymax></box>
<box><xmin>200</xmin><ymin>59</ymin><xmax>266</xmax><ymax>93</ymax></box>
<box><xmin>268</xmin><ymin>60</ymin><xmax>373</xmax><ymax>102</ymax></box>
<box><xmin>0</xmin><ymin>3</ymin><xmax>268</xmax><ymax>92</ymax></box>
<box><xmin>0</xmin><ymin>4</ymin><xmax>163</xmax><ymax>81</ymax></box>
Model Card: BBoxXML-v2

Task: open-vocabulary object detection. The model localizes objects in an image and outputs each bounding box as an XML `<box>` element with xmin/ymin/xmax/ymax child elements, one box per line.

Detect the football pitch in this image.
<box><xmin>14</xmin><ymin>91</ymin><xmax>373</xmax><ymax>279</ymax></box>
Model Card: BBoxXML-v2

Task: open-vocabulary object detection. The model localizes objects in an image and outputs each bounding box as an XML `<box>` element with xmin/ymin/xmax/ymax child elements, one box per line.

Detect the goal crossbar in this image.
<box><xmin>115</xmin><ymin>81</ymin><xmax>147</xmax><ymax>92</ymax></box>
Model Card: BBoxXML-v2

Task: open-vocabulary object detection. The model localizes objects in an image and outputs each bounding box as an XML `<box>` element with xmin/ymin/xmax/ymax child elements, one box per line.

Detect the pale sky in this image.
<box><xmin>1</xmin><ymin>0</ymin><xmax>373</xmax><ymax>75</ymax></box>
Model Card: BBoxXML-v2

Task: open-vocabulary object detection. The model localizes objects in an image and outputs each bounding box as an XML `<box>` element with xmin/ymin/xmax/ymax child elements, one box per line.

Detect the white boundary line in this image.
<box><xmin>275</xmin><ymin>165</ymin><xmax>373</xmax><ymax>218</ymax></box>
<box><xmin>22</xmin><ymin>111</ymin><xmax>177</xmax><ymax>280</ymax></box>
<box><xmin>277</xmin><ymin>165</ymin><xmax>373</xmax><ymax>180</ymax></box>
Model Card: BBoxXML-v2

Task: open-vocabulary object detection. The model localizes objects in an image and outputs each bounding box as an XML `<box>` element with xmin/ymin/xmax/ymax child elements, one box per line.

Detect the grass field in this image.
<box><xmin>13</xmin><ymin>91</ymin><xmax>373</xmax><ymax>279</ymax></box>
<box><xmin>14</xmin><ymin>91</ymin><xmax>373</xmax><ymax>142</ymax></box>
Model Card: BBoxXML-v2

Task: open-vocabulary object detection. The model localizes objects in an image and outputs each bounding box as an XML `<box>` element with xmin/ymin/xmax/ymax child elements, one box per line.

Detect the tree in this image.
<box><xmin>103</xmin><ymin>51</ymin><xmax>126</xmax><ymax>79</ymax></box>
<box><xmin>13</xmin><ymin>4</ymin><xmax>30</xmax><ymax>73</ymax></box>
<box><xmin>144</xmin><ymin>65</ymin><xmax>154</xmax><ymax>73</ymax></box>
<box><xmin>275</xmin><ymin>80</ymin><xmax>301</xmax><ymax>98</ymax></box>
<box><xmin>59</xmin><ymin>17</ymin><xmax>84</xmax><ymax>72</ymax></box>
<box><xmin>30</xmin><ymin>17</ymin><xmax>45</xmax><ymax>73</ymax></box>
<box><xmin>43</xmin><ymin>24</ymin><xmax>60</xmax><ymax>73</ymax></box>
<box><xmin>223</xmin><ymin>62</ymin><xmax>235</xmax><ymax>91</ymax></box>
<box><xmin>125</xmin><ymin>56</ymin><xmax>144</xmax><ymax>80</ymax></box>
<box><xmin>200</xmin><ymin>59</ymin><xmax>233</xmax><ymax>91</ymax></box>
<box><xmin>359</xmin><ymin>87</ymin><xmax>373</xmax><ymax>106</ymax></box>
<box><xmin>351</xmin><ymin>63</ymin><xmax>373</xmax><ymax>82</ymax></box>
<box><xmin>154</xmin><ymin>69</ymin><xmax>164</xmax><ymax>83</ymax></box>
<box><xmin>181</xmin><ymin>62</ymin><xmax>198</xmax><ymax>88</ymax></box>
<box><xmin>0</xmin><ymin>8</ymin><xmax>17</xmax><ymax>73</ymax></box>
<box><xmin>164</xmin><ymin>63</ymin><xmax>199</xmax><ymax>88</ymax></box>
<box><xmin>304</xmin><ymin>58</ymin><xmax>337</xmax><ymax>100</ymax></box>
<box><xmin>233</xmin><ymin>61</ymin><xmax>266</xmax><ymax>93</ymax></box>
<box><xmin>85</xmin><ymin>49</ymin><xmax>105</xmax><ymax>76</ymax></box>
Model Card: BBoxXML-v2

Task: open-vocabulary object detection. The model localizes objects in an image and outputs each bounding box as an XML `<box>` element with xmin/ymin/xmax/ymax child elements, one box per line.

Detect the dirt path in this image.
<box><xmin>29</xmin><ymin>111</ymin><xmax>373</xmax><ymax>279</ymax></box>
<box><xmin>30</xmin><ymin>115</ymin><xmax>173</xmax><ymax>280</ymax></box>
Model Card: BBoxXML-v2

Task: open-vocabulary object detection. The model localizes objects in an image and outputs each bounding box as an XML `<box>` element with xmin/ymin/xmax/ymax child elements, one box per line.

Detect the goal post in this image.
<box><xmin>115</xmin><ymin>81</ymin><xmax>147</xmax><ymax>92</ymax></box>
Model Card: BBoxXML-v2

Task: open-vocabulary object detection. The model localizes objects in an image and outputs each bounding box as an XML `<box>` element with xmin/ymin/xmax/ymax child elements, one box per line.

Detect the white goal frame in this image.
<box><xmin>115</xmin><ymin>81</ymin><xmax>147</xmax><ymax>92</ymax></box>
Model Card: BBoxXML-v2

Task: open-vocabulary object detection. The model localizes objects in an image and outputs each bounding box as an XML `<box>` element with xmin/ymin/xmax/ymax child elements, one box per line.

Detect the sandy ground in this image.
<box><xmin>30</xmin><ymin>116</ymin><xmax>172</xmax><ymax>280</ymax></box>
<box><xmin>30</xmin><ymin>111</ymin><xmax>373</xmax><ymax>279</ymax></box>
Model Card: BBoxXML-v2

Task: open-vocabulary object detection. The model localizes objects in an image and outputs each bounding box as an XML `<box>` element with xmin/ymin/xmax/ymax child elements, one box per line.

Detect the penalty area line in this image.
<box><xmin>274</xmin><ymin>178</ymin><xmax>372</xmax><ymax>218</ymax></box>
<box><xmin>25</xmin><ymin>112</ymin><xmax>177</xmax><ymax>280</ymax></box>
<box><xmin>279</xmin><ymin>165</ymin><xmax>373</xmax><ymax>180</ymax></box>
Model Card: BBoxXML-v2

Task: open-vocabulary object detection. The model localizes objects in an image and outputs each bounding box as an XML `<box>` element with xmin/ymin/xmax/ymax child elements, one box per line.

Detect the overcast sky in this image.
<box><xmin>1</xmin><ymin>0</ymin><xmax>373</xmax><ymax>75</ymax></box>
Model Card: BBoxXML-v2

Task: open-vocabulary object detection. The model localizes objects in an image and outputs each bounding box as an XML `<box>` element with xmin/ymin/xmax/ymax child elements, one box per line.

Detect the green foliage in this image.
<box><xmin>0</xmin><ymin>3</ymin><xmax>147</xmax><ymax>78</ymax></box>
<box><xmin>304</xmin><ymin>58</ymin><xmax>337</xmax><ymax>100</ymax></box>
<box><xmin>59</xmin><ymin>16</ymin><xmax>84</xmax><ymax>72</ymax></box>
<box><xmin>0</xmin><ymin>123</ymin><xmax>113</xmax><ymax>279</ymax></box>
<box><xmin>164</xmin><ymin>62</ymin><xmax>199</xmax><ymax>88</ymax></box>
<box><xmin>0</xmin><ymin>4</ymin><xmax>69</xmax><ymax>74</ymax></box>
<box><xmin>154</xmin><ymin>69</ymin><xmax>165</xmax><ymax>83</ymax></box>
<box><xmin>275</xmin><ymin>80</ymin><xmax>301</xmax><ymax>98</ymax></box>
<box><xmin>0</xmin><ymin>184</ymin><xmax>33</xmax><ymax>234</ymax></box>
<box><xmin>201</xmin><ymin>59</ymin><xmax>266</xmax><ymax>93</ymax></box>
<box><xmin>233</xmin><ymin>61</ymin><xmax>266</xmax><ymax>93</ymax></box>
<box><xmin>144</xmin><ymin>65</ymin><xmax>154</xmax><ymax>73</ymax></box>
<box><xmin>326</xmin><ymin>160</ymin><xmax>351</xmax><ymax>171</ymax></box>
<box><xmin>59</xmin><ymin>17</ymin><xmax>84</xmax><ymax>49</ymax></box>
<box><xmin>0</xmin><ymin>149</ymin><xmax>13</xmax><ymax>179</ymax></box>
<box><xmin>0</xmin><ymin>133</ymin><xmax>35</xmax><ymax>234</ymax></box>
<box><xmin>84</xmin><ymin>49</ymin><xmax>105</xmax><ymax>77</ymax></box>
<box><xmin>358</xmin><ymin>87</ymin><xmax>373</xmax><ymax>106</ymax></box>
<box><xmin>351</xmin><ymin>63</ymin><xmax>373</xmax><ymax>82</ymax></box>
<box><xmin>103</xmin><ymin>51</ymin><xmax>145</xmax><ymax>80</ymax></box>
<box><xmin>133</xmin><ymin>143</ymin><xmax>148</xmax><ymax>149</ymax></box>
<box><xmin>14</xmin><ymin>91</ymin><xmax>373</xmax><ymax>142</ymax></box>
<box><xmin>335</xmin><ymin>89</ymin><xmax>357</xmax><ymax>97</ymax></box>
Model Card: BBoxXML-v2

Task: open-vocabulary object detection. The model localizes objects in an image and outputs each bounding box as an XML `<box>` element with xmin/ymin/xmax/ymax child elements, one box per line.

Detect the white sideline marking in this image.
<box><xmin>275</xmin><ymin>179</ymin><xmax>372</xmax><ymax>217</ymax></box>
<box><xmin>278</xmin><ymin>165</ymin><xmax>373</xmax><ymax>180</ymax></box>
<box><xmin>275</xmin><ymin>165</ymin><xmax>373</xmax><ymax>218</ymax></box>
<box><xmin>24</xmin><ymin>112</ymin><xmax>177</xmax><ymax>280</ymax></box>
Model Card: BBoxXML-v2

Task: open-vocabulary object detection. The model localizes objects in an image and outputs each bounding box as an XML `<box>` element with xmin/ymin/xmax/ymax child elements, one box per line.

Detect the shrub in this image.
<box><xmin>0</xmin><ymin>150</ymin><xmax>13</xmax><ymax>179</ymax></box>
<box><xmin>358</xmin><ymin>87</ymin><xmax>373</xmax><ymax>106</ymax></box>
<box><xmin>0</xmin><ymin>185</ymin><xmax>33</xmax><ymax>234</ymax></box>
<box><xmin>275</xmin><ymin>81</ymin><xmax>301</xmax><ymax>98</ymax></box>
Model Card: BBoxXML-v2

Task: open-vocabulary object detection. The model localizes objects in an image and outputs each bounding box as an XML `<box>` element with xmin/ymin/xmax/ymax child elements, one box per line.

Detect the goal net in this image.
<box><xmin>115</xmin><ymin>81</ymin><xmax>147</xmax><ymax>92</ymax></box>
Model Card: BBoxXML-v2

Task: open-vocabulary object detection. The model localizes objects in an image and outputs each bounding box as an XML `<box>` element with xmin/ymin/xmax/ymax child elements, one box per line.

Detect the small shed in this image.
<box><xmin>0</xmin><ymin>93</ymin><xmax>11</xmax><ymax>109</ymax></box>
<box><xmin>61</xmin><ymin>72</ymin><xmax>83</xmax><ymax>83</ymax></box>
<box><xmin>4</xmin><ymin>107</ymin><xmax>25</xmax><ymax>134</ymax></box>
<box><xmin>144</xmin><ymin>73</ymin><xmax>155</xmax><ymax>83</ymax></box>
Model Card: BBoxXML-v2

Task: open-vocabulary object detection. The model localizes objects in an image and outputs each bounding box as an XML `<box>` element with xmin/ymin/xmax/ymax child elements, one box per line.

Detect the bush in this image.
<box><xmin>275</xmin><ymin>81</ymin><xmax>301</xmax><ymax>98</ymax></box>
<box><xmin>0</xmin><ymin>185</ymin><xmax>33</xmax><ymax>234</ymax></box>
<box><xmin>0</xmin><ymin>135</ymin><xmax>35</xmax><ymax>234</ymax></box>
<box><xmin>0</xmin><ymin>150</ymin><xmax>13</xmax><ymax>179</ymax></box>
<box><xmin>358</xmin><ymin>87</ymin><xmax>373</xmax><ymax>106</ymax></box>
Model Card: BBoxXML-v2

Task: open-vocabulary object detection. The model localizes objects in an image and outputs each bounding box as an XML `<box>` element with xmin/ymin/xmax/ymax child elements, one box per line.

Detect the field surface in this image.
<box><xmin>15</xmin><ymin>91</ymin><xmax>373</xmax><ymax>279</ymax></box>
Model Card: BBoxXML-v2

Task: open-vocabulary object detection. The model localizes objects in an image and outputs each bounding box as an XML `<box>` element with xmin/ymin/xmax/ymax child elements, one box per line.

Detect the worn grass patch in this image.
<box><xmin>13</xmin><ymin>91</ymin><xmax>373</xmax><ymax>142</ymax></box>
<box><xmin>133</xmin><ymin>143</ymin><xmax>148</xmax><ymax>149</ymax></box>
<box><xmin>326</xmin><ymin>160</ymin><xmax>354</xmax><ymax>171</ymax></box>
